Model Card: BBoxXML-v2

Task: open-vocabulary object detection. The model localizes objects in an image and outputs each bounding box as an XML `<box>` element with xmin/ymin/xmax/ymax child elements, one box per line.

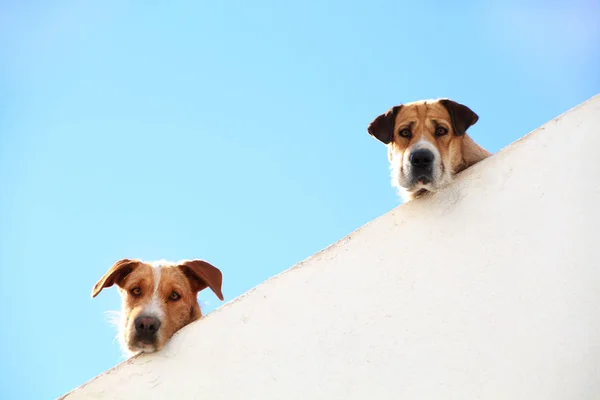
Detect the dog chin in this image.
<box><xmin>404</xmin><ymin>184</ymin><xmax>434</xmax><ymax>199</ymax></box>
<box><xmin>411</xmin><ymin>179</ymin><xmax>436</xmax><ymax>192</ymax></box>
<box><xmin>127</xmin><ymin>337</ymin><xmax>162</xmax><ymax>354</ymax></box>
<box><xmin>392</xmin><ymin>166</ymin><xmax>450</xmax><ymax>198</ymax></box>
<box><xmin>391</xmin><ymin>161</ymin><xmax>437</xmax><ymax>194</ymax></box>
<box><xmin>392</xmin><ymin>175</ymin><xmax>436</xmax><ymax>193</ymax></box>
<box><xmin>391</xmin><ymin>177</ymin><xmax>440</xmax><ymax>201</ymax></box>
<box><xmin>129</xmin><ymin>342</ymin><xmax>159</xmax><ymax>353</ymax></box>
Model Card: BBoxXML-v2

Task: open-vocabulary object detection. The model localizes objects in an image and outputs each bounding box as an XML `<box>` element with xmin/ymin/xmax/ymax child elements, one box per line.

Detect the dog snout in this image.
<box><xmin>134</xmin><ymin>315</ymin><xmax>161</xmax><ymax>337</ymax></box>
<box><xmin>409</xmin><ymin>149</ymin><xmax>434</xmax><ymax>168</ymax></box>
<box><xmin>409</xmin><ymin>149</ymin><xmax>435</xmax><ymax>184</ymax></box>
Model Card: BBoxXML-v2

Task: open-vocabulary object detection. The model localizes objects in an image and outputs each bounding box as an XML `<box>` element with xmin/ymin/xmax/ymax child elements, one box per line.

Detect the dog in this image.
<box><xmin>92</xmin><ymin>258</ymin><xmax>224</xmax><ymax>355</ymax></box>
<box><xmin>367</xmin><ymin>99</ymin><xmax>491</xmax><ymax>201</ymax></box>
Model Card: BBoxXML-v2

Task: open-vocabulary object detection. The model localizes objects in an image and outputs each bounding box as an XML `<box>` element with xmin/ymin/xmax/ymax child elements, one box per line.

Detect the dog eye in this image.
<box><xmin>398</xmin><ymin>128</ymin><xmax>412</xmax><ymax>138</ymax></box>
<box><xmin>169</xmin><ymin>291</ymin><xmax>181</xmax><ymax>301</ymax></box>
<box><xmin>130</xmin><ymin>287</ymin><xmax>142</xmax><ymax>297</ymax></box>
<box><xmin>435</xmin><ymin>126</ymin><xmax>448</xmax><ymax>136</ymax></box>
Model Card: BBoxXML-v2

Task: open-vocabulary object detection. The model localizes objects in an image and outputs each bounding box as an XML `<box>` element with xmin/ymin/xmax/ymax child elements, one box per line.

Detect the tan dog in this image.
<box><xmin>368</xmin><ymin>99</ymin><xmax>490</xmax><ymax>201</ymax></box>
<box><xmin>92</xmin><ymin>258</ymin><xmax>224</xmax><ymax>355</ymax></box>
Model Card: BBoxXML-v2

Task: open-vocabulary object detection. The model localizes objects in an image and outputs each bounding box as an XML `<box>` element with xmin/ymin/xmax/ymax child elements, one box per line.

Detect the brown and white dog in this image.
<box><xmin>367</xmin><ymin>99</ymin><xmax>491</xmax><ymax>201</ymax></box>
<box><xmin>92</xmin><ymin>258</ymin><xmax>224</xmax><ymax>355</ymax></box>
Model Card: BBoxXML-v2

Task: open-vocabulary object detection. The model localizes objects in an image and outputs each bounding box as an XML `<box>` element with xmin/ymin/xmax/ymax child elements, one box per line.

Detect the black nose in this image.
<box><xmin>410</xmin><ymin>149</ymin><xmax>434</xmax><ymax>168</ymax></box>
<box><xmin>134</xmin><ymin>316</ymin><xmax>161</xmax><ymax>335</ymax></box>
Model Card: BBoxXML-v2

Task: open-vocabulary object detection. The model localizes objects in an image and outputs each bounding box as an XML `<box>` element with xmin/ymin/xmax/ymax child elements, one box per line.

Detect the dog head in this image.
<box><xmin>367</xmin><ymin>99</ymin><xmax>490</xmax><ymax>200</ymax></box>
<box><xmin>92</xmin><ymin>258</ymin><xmax>224</xmax><ymax>354</ymax></box>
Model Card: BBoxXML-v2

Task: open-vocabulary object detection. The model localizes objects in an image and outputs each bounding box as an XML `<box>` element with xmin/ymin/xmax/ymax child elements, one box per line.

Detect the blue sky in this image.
<box><xmin>1</xmin><ymin>0</ymin><xmax>598</xmax><ymax>398</ymax></box>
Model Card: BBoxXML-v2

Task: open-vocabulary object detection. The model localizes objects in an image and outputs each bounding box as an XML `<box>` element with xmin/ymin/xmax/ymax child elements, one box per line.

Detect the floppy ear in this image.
<box><xmin>367</xmin><ymin>105</ymin><xmax>402</xmax><ymax>144</ymax></box>
<box><xmin>439</xmin><ymin>99</ymin><xmax>479</xmax><ymax>136</ymax></box>
<box><xmin>178</xmin><ymin>260</ymin><xmax>224</xmax><ymax>301</ymax></box>
<box><xmin>91</xmin><ymin>259</ymin><xmax>141</xmax><ymax>298</ymax></box>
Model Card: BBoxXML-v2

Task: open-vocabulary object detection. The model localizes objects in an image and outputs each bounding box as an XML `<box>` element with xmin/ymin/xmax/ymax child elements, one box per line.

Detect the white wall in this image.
<box><xmin>61</xmin><ymin>94</ymin><xmax>600</xmax><ymax>400</ymax></box>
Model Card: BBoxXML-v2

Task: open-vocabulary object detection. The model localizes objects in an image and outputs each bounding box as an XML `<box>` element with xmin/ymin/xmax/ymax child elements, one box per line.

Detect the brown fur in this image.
<box><xmin>92</xmin><ymin>258</ymin><xmax>224</xmax><ymax>354</ymax></box>
<box><xmin>368</xmin><ymin>99</ymin><xmax>490</xmax><ymax>201</ymax></box>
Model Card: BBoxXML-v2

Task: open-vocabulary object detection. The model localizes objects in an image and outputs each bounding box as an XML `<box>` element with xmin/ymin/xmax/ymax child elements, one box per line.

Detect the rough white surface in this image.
<box><xmin>62</xmin><ymin>95</ymin><xmax>600</xmax><ymax>400</ymax></box>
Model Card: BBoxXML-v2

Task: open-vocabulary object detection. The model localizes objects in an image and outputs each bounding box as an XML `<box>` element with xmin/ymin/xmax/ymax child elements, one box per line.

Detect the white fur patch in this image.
<box><xmin>143</xmin><ymin>262</ymin><xmax>166</xmax><ymax>320</ymax></box>
<box><xmin>413</xmin><ymin>137</ymin><xmax>440</xmax><ymax>157</ymax></box>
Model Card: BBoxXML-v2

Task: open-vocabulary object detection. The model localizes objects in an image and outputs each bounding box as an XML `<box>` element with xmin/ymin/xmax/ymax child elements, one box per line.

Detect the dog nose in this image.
<box><xmin>410</xmin><ymin>149</ymin><xmax>434</xmax><ymax>168</ymax></box>
<box><xmin>134</xmin><ymin>316</ymin><xmax>161</xmax><ymax>335</ymax></box>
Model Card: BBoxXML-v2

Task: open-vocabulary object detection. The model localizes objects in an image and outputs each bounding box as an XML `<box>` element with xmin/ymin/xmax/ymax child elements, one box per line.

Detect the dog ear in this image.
<box><xmin>91</xmin><ymin>259</ymin><xmax>142</xmax><ymax>298</ymax></box>
<box><xmin>367</xmin><ymin>105</ymin><xmax>402</xmax><ymax>144</ymax></box>
<box><xmin>178</xmin><ymin>260</ymin><xmax>224</xmax><ymax>301</ymax></box>
<box><xmin>439</xmin><ymin>99</ymin><xmax>478</xmax><ymax>136</ymax></box>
